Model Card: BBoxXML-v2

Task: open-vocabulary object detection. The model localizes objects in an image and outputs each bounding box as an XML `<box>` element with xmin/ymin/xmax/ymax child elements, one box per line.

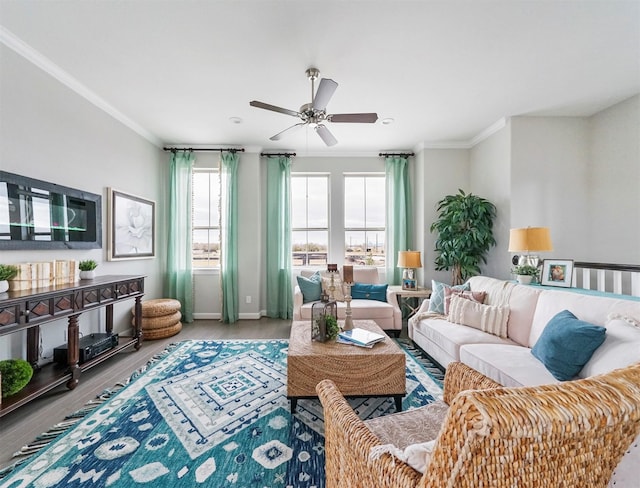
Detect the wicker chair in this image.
<box><xmin>316</xmin><ymin>361</ymin><xmax>640</xmax><ymax>488</ymax></box>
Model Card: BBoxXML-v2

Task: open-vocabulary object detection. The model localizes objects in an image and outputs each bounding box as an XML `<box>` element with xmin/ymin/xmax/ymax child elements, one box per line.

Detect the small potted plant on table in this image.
<box><xmin>512</xmin><ymin>264</ymin><xmax>539</xmax><ymax>285</ymax></box>
<box><xmin>0</xmin><ymin>264</ymin><xmax>18</xmax><ymax>293</ymax></box>
<box><xmin>79</xmin><ymin>260</ymin><xmax>98</xmax><ymax>280</ymax></box>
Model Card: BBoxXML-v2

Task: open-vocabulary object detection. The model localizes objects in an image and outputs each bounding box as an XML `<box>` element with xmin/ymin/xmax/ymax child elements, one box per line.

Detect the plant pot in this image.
<box><xmin>79</xmin><ymin>270</ymin><xmax>96</xmax><ymax>280</ymax></box>
<box><xmin>516</xmin><ymin>275</ymin><xmax>533</xmax><ymax>285</ymax></box>
<box><xmin>0</xmin><ymin>280</ymin><xmax>8</xmax><ymax>293</ymax></box>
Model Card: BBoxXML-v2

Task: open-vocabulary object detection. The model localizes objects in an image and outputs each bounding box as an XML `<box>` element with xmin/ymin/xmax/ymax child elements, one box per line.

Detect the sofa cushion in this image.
<box><xmin>528</xmin><ymin>290</ymin><xmax>640</xmax><ymax>347</ymax></box>
<box><xmin>502</xmin><ymin>284</ymin><xmax>541</xmax><ymax>346</ymax></box>
<box><xmin>411</xmin><ymin>318</ymin><xmax>515</xmax><ymax>362</ymax></box>
<box><xmin>351</xmin><ymin>283</ymin><xmax>388</xmax><ymax>302</ymax></box>
<box><xmin>531</xmin><ymin>310</ymin><xmax>606</xmax><ymax>381</ymax></box>
<box><xmin>428</xmin><ymin>280</ymin><xmax>469</xmax><ymax>314</ymax></box>
<box><xmin>447</xmin><ymin>295</ymin><xmax>509</xmax><ymax>338</ymax></box>
<box><xmin>299</xmin><ymin>299</ymin><xmax>394</xmax><ymax>320</ymax></box>
<box><xmin>364</xmin><ymin>400</ymin><xmax>448</xmax><ymax>450</ymax></box>
<box><xmin>296</xmin><ymin>272</ymin><xmax>322</xmax><ymax>303</ymax></box>
<box><xmin>352</xmin><ymin>266</ymin><xmax>380</xmax><ymax>284</ymax></box>
<box><xmin>579</xmin><ymin>315</ymin><xmax>640</xmax><ymax>378</ymax></box>
<box><xmin>460</xmin><ymin>343</ymin><xmax>559</xmax><ymax>387</ymax></box>
<box><xmin>443</xmin><ymin>288</ymin><xmax>486</xmax><ymax>314</ymax></box>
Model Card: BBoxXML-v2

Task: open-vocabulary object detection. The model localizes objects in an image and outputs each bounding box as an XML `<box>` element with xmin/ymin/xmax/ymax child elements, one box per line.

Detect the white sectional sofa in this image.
<box><xmin>408</xmin><ymin>275</ymin><xmax>640</xmax><ymax>487</ymax></box>
<box><xmin>293</xmin><ymin>267</ymin><xmax>402</xmax><ymax>334</ymax></box>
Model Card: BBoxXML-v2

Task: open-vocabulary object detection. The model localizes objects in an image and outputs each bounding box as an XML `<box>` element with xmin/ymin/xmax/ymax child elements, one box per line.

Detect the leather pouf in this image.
<box><xmin>132</xmin><ymin>298</ymin><xmax>182</xmax><ymax>340</ymax></box>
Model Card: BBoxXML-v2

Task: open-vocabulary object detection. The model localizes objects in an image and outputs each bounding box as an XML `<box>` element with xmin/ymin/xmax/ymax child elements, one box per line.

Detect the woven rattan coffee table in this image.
<box><xmin>287</xmin><ymin>319</ymin><xmax>406</xmax><ymax>412</ymax></box>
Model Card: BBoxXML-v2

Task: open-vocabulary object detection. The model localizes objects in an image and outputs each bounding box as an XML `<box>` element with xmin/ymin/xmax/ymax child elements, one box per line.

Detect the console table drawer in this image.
<box><xmin>25</xmin><ymin>293</ymin><xmax>75</xmax><ymax>324</ymax></box>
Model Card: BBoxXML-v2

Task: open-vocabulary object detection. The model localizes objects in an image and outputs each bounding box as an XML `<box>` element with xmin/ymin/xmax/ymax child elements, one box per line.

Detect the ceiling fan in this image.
<box><xmin>250</xmin><ymin>68</ymin><xmax>378</xmax><ymax>147</ymax></box>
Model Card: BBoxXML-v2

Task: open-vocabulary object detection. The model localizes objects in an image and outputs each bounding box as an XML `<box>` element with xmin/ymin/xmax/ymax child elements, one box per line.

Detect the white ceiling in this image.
<box><xmin>1</xmin><ymin>0</ymin><xmax>639</xmax><ymax>155</ymax></box>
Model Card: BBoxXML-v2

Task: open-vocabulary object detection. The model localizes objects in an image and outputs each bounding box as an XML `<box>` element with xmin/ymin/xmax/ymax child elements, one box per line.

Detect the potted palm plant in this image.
<box><xmin>0</xmin><ymin>264</ymin><xmax>18</xmax><ymax>293</ymax></box>
<box><xmin>430</xmin><ymin>189</ymin><xmax>497</xmax><ymax>285</ymax></box>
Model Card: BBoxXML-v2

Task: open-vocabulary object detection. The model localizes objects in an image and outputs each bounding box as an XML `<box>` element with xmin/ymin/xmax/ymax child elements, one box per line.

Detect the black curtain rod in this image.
<box><xmin>260</xmin><ymin>152</ymin><xmax>297</xmax><ymax>157</ymax></box>
<box><xmin>379</xmin><ymin>152</ymin><xmax>415</xmax><ymax>157</ymax></box>
<box><xmin>163</xmin><ymin>147</ymin><xmax>245</xmax><ymax>153</ymax></box>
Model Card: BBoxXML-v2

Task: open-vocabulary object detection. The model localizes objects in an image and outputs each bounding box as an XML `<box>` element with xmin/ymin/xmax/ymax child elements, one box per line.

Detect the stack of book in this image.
<box><xmin>9</xmin><ymin>260</ymin><xmax>78</xmax><ymax>291</ymax></box>
<box><xmin>337</xmin><ymin>327</ymin><xmax>386</xmax><ymax>348</ymax></box>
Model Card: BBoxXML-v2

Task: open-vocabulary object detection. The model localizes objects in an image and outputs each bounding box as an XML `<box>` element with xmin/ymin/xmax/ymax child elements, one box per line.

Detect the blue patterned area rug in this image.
<box><xmin>0</xmin><ymin>339</ymin><xmax>443</xmax><ymax>488</ymax></box>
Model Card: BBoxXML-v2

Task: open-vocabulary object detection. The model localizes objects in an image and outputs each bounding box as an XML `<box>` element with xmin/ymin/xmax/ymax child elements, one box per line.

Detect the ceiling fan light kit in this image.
<box><xmin>249</xmin><ymin>67</ymin><xmax>378</xmax><ymax>146</ymax></box>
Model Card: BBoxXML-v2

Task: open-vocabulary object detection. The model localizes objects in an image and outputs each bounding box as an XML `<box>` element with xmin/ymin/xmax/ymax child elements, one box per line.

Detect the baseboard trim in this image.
<box><xmin>192</xmin><ymin>312</ymin><xmax>263</xmax><ymax>320</ymax></box>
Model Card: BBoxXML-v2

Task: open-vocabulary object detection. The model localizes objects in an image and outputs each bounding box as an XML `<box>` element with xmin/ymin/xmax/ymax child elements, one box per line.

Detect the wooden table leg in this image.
<box><xmin>26</xmin><ymin>326</ymin><xmax>41</xmax><ymax>372</ymax></box>
<box><xmin>133</xmin><ymin>296</ymin><xmax>143</xmax><ymax>350</ymax></box>
<box><xmin>66</xmin><ymin>314</ymin><xmax>80</xmax><ymax>389</ymax></box>
<box><xmin>394</xmin><ymin>395</ymin><xmax>403</xmax><ymax>412</ymax></box>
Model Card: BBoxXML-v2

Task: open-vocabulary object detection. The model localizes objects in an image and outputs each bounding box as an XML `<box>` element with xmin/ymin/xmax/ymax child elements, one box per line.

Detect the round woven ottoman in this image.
<box><xmin>132</xmin><ymin>298</ymin><xmax>182</xmax><ymax>340</ymax></box>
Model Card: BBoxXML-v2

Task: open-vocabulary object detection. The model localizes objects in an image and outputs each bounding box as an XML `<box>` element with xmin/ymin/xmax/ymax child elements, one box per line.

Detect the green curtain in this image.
<box><xmin>220</xmin><ymin>151</ymin><xmax>239</xmax><ymax>323</ymax></box>
<box><xmin>165</xmin><ymin>150</ymin><xmax>195</xmax><ymax>323</ymax></box>
<box><xmin>385</xmin><ymin>156</ymin><xmax>413</xmax><ymax>285</ymax></box>
<box><xmin>266</xmin><ymin>156</ymin><xmax>293</xmax><ymax>319</ymax></box>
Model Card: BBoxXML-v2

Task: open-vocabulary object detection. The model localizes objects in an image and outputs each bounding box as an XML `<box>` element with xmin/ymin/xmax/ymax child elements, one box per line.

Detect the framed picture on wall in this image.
<box><xmin>108</xmin><ymin>188</ymin><xmax>155</xmax><ymax>260</ymax></box>
<box><xmin>541</xmin><ymin>259</ymin><xmax>574</xmax><ymax>287</ymax></box>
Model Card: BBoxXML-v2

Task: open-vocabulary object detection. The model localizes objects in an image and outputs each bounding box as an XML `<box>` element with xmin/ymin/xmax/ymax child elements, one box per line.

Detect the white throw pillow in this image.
<box><xmin>579</xmin><ymin>315</ymin><xmax>640</xmax><ymax>378</ymax></box>
<box><xmin>448</xmin><ymin>295</ymin><xmax>510</xmax><ymax>338</ymax></box>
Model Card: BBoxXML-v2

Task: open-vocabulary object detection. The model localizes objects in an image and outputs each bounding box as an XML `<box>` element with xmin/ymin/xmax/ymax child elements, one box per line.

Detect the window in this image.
<box><xmin>291</xmin><ymin>175</ymin><xmax>329</xmax><ymax>266</ymax></box>
<box><xmin>344</xmin><ymin>175</ymin><xmax>386</xmax><ymax>266</ymax></box>
<box><xmin>192</xmin><ymin>169</ymin><xmax>220</xmax><ymax>268</ymax></box>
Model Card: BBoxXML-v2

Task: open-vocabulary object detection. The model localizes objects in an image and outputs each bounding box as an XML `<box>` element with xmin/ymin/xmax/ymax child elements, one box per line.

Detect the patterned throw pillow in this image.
<box><xmin>428</xmin><ymin>280</ymin><xmax>470</xmax><ymax>314</ymax></box>
<box><xmin>447</xmin><ymin>295</ymin><xmax>510</xmax><ymax>338</ymax></box>
<box><xmin>443</xmin><ymin>288</ymin><xmax>487</xmax><ymax>314</ymax></box>
<box><xmin>321</xmin><ymin>272</ymin><xmax>345</xmax><ymax>302</ymax></box>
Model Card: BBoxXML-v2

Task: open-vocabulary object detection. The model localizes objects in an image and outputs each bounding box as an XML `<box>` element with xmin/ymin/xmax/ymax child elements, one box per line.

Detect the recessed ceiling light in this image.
<box><xmin>229</xmin><ymin>117</ymin><xmax>242</xmax><ymax>124</ymax></box>
<box><xmin>382</xmin><ymin>118</ymin><xmax>394</xmax><ymax>125</ymax></box>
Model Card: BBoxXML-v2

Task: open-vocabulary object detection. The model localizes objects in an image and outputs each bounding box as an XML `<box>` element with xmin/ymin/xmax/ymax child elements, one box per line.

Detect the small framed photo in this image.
<box><xmin>541</xmin><ymin>259</ymin><xmax>574</xmax><ymax>287</ymax></box>
<box><xmin>402</xmin><ymin>278</ymin><xmax>417</xmax><ymax>290</ymax></box>
<box><xmin>108</xmin><ymin>188</ymin><xmax>155</xmax><ymax>260</ymax></box>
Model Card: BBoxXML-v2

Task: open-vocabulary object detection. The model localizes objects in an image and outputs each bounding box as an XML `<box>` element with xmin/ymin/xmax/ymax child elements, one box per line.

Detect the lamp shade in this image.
<box><xmin>397</xmin><ymin>251</ymin><xmax>422</xmax><ymax>268</ymax></box>
<box><xmin>508</xmin><ymin>227</ymin><xmax>553</xmax><ymax>252</ymax></box>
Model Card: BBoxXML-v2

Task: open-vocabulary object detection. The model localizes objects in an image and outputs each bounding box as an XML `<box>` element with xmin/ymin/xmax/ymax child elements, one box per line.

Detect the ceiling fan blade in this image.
<box><xmin>328</xmin><ymin>113</ymin><xmax>379</xmax><ymax>123</ymax></box>
<box><xmin>312</xmin><ymin>78</ymin><xmax>338</xmax><ymax>111</ymax></box>
<box><xmin>270</xmin><ymin>123</ymin><xmax>306</xmax><ymax>141</ymax></box>
<box><xmin>250</xmin><ymin>100</ymin><xmax>300</xmax><ymax>118</ymax></box>
<box><xmin>315</xmin><ymin>124</ymin><xmax>338</xmax><ymax>147</ymax></box>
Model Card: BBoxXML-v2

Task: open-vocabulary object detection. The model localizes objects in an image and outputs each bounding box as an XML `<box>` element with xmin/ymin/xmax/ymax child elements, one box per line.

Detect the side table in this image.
<box><xmin>388</xmin><ymin>285</ymin><xmax>432</xmax><ymax>319</ymax></box>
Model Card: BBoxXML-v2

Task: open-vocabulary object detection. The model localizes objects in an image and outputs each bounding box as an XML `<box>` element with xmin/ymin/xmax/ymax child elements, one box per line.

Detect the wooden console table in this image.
<box><xmin>0</xmin><ymin>274</ymin><xmax>145</xmax><ymax>417</ymax></box>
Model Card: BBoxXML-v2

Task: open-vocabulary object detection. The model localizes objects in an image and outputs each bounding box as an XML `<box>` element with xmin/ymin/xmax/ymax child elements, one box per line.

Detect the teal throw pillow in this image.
<box><xmin>531</xmin><ymin>310</ymin><xmax>606</xmax><ymax>381</ymax></box>
<box><xmin>351</xmin><ymin>283</ymin><xmax>388</xmax><ymax>302</ymax></box>
<box><xmin>296</xmin><ymin>272</ymin><xmax>322</xmax><ymax>303</ymax></box>
<box><xmin>428</xmin><ymin>280</ymin><xmax>470</xmax><ymax>314</ymax></box>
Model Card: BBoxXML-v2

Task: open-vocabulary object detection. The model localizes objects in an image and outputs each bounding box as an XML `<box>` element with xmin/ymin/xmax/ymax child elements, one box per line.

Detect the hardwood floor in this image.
<box><xmin>0</xmin><ymin>318</ymin><xmax>292</xmax><ymax>470</ymax></box>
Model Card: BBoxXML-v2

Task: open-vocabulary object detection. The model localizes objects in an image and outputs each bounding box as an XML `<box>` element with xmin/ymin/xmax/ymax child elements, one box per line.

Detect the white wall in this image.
<box><xmin>416</xmin><ymin>148</ymin><xmax>470</xmax><ymax>286</ymax></box>
<box><xmin>510</xmin><ymin>116</ymin><xmax>590</xmax><ymax>261</ymax></box>
<box><xmin>470</xmin><ymin>122</ymin><xmax>512</xmax><ymax>279</ymax></box>
<box><xmin>192</xmin><ymin>151</ymin><xmax>263</xmax><ymax>319</ymax></box>
<box><xmin>0</xmin><ymin>45</ymin><xmax>165</xmax><ymax>361</ymax></box>
<box><xmin>587</xmin><ymin>94</ymin><xmax>640</xmax><ymax>264</ymax></box>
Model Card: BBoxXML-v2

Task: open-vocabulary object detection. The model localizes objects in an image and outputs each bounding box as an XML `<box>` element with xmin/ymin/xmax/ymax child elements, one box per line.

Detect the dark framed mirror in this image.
<box><xmin>0</xmin><ymin>171</ymin><xmax>102</xmax><ymax>250</ymax></box>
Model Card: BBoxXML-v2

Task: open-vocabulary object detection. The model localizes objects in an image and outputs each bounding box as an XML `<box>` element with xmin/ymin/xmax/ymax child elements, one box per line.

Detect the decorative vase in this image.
<box><xmin>79</xmin><ymin>270</ymin><xmax>96</xmax><ymax>280</ymax></box>
<box><xmin>0</xmin><ymin>280</ymin><xmax>8</xmax><ymax>293</ymax></box>
<box><xmin>516</xmin><ymin>275</ymin><xmax>533</xmax><ymax>285</ymax></box>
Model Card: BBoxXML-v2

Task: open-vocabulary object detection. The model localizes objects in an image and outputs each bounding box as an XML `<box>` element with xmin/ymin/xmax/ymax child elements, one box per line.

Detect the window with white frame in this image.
<box><xmin>344</xmin><ymin>174</ymin><xmax>386</xmax><ymax>266</ymax></box>
<box><xmin>291</xmin><ymin>174</ymin><xmax>329</xmax><ymax>267</ymax></box>
<box><xmin>192</xmin><ymin>169</ymin><xmax>220</xmax><ymax>268</ymax></box>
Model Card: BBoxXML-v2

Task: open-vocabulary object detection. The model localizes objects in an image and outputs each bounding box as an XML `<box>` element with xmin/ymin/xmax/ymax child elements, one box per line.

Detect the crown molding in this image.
<box><xmin>468</xmin><ymin>117</ymin><xmax>507</xmax><ymax>147</ymax></box>
<box><xmin>1</xmin><ymin>26</ymin><xmax>163</xmax><ymax>148</ymax></box>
